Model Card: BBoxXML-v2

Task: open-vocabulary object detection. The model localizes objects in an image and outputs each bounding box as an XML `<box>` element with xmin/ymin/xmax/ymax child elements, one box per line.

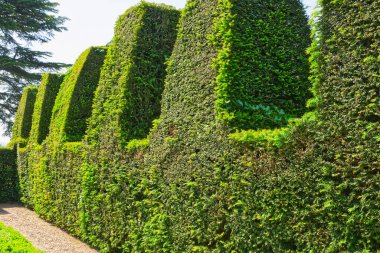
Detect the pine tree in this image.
<box><xmin>0</xmin><ymin>0</ymin><xmax>67</xmax><ymax>135</ymax></box>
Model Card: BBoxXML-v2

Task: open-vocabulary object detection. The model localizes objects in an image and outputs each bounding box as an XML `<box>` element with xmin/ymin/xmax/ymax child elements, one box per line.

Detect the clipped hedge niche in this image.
<box><xmin>213</xmin><ymin>0</ymin><xmax>311</xmax><ymax>130</ymax></box>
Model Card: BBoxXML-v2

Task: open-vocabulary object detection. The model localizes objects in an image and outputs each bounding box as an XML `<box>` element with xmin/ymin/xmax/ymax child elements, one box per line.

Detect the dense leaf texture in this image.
<box><xmin>29</xmin><ymin>73</ymin><xmax>63</xmax><ymax>144</ymax></box>
<box><xmin>49</xmin><ymin>47</ymin><xmax>107</xmax><ymax>142</ymax></box>
<box><xmin>82</xmin><ymin>3</ymin><xmax>180</xmax><ymax>251</ymax></box>
<box><xmin>0</xmin><ymin>148</ymin><xmax>18</xmax><ymax>202</ymax></box>
<box><xmin>8</xmin><ymin>85</ymin><xmax>37</xmax><ymax>148</ymax></box>
<box><xmin>15</xmin><ymin>3</ymin><xmax>180</xmax><ymax>247</ymax></box>
<box><xmin>0</xmin><ymin>0</ymin><xmax>66</xmax><ymax>134</ymax></box>
<box><xmin>87</xmin><ymin>3</ymin><xmax>180</xmax><ymax>146</ymax></box>
<box><xmin>213</xmin><ymin>0</ymin><xmax>311</xmax><ymax>129</ymax></box>
<box><xmin>8</xmin><ymin>0</ymin><xmax>380</xmax><ymax>252</ymax></box>
<box><xmin>15</xmin><ymin>46</ymin><xmax>106</xmax><ymax>236</ymax></box>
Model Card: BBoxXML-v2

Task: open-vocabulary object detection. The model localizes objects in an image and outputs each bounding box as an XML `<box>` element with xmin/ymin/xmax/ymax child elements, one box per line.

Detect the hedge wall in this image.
<box><xmin>23</xmin><ymin>142</ymin><xmax>84</xmax><ymax>236</ymax></box>
<box><xmin>81</xmin><ymin>0</ymin><xmax>310</xmax><ymax>251</ymax></box>
<box><xmin>222</xmin><ymin>0</ymin><xmax>380</xmax><ymax>251</ymax></box>
<box><xmin>9</xmin><ymin>86</ymin><xmax>38</xmax><ymax>148</ymax></box>
<box><xmin>16</xmin><ymin>46</ymin><xmax>106</xmax><ymax>235</ymax></box>
<box><xmin>13</xmin><ymin>0</ymin><xmax>380</xmax><ymax>252</ymax></box>
<box><xmin>29</xmin><ymin>74</ymin><xmax>64</xmax><ymax>144</ymax></box>
<box><xmin>0</xmin><ymin>148</ymin><xmax>18</xmax><ymax>202</ymax></box>
<box><xmin>308</xmin><ymin>0</ymin><xmax>380</xmax><ymax>250</ymax></box>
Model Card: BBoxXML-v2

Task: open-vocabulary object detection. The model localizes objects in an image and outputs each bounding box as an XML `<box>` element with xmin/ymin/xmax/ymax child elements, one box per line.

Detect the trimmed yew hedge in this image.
<box><xmin>87</xmin><ymin>2</ymin><xmax>180</xmax><ymax>146</ymax></box>
<box><xmin>225</xmin><ymin>0</ymin><xmax>380</xmax><ymax>251</ymax></box>
<box><xmin>81</xmin><ymin>3</ymin><xmax>180</xmax><ymax>251</ymax></box>
<box><xmin>12</xmin><ymin>0</ymin><xmax>380</xmax><ymax>252</ymax></box>
<box><xmin>306</xmin><ymin>0</ymin><xmax>380</xmax><ymax>250</ymax></box>
<box><xmin>50</xmin><ymin>47</ymin><xmax>107</xmax><ymax>142</ymax></box>
<box><xmin>8</xmin><ymin>86</ymin><xmax>38</xmax><ymax>148</ymax></box>
<box><xmin>0</xmin><ymin>148</ymin><xmax>18</xmax><ymax>202</ymax></box>
<box><xmin>29</xmin><ymin>73</ymin><xmax>64</xmax><ymax>144</ymax></box>
<box><xmin>17</xmin><ymin>46</ymin><xmax>106</xmax><ymax>235</ymax></box>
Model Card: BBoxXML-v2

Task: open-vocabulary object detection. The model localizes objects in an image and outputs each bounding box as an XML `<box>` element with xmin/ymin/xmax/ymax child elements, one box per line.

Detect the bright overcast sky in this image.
<box><xmin>0</xmin><ymin>0</ymin><xmax>317</xmax><ymax>146</ymax></box>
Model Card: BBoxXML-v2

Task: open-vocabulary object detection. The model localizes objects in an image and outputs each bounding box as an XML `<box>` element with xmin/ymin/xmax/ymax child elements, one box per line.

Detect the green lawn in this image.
<box><xmin>0</xmin><ymin>222</ymin><xmax>42</xmax><ymax>253</ymax></box>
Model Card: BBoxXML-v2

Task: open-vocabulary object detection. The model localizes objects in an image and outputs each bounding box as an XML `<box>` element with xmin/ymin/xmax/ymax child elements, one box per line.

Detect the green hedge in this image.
<box><xmin>29</xmin><ymin>73</ymin><xmax>64</xmax><ymax>144</ymax></box>
<box><xmin>13</xmin><ymin>0</ymin><xmax>380</xmax><ymax>252</ymax></box>
<box><xmin>9</xmin><ymin>86</ymin><xmax>38</xmax><ymax>148</ymax></box>
<box><xmin>50</xmin><ymin>47</ymin><xmax>107</xmax><ymax>142</ymax></box>
<box><xmin>222</xmin><ymin>0</ymin><xmax>380</xmax><ymax>251</ymax></box>
<box><xmin>16</xmin><ymin>46</ymin><xmax>106</xmax><ymax>235</ymax></box>
<box><xmin>25</xmin><ymin>142</ymin><xmax>83</xmax><ymax>236</ymax></box>
<box><xmin>0</xmin><ymin>148</ymin><xmax>18</xmax><ymax>202</ymax></box>
<box><xmin>213</xmin><ymin>0</ymin><xmax>311</xmax><ymax>130</ymax></box>
<box><xmin>87</xmin><ymin>2</ymin><xmax>180</xmax><ymax>146</ymax></box>
<box><xmin>82</xmin><ymin>3</ymin><xmax>180</xmax><ymax>251</ymax></box>
<box><xmin>305</xmin><ymin>0</ymin><xmax>380</xmax><ymax>250</ymax></box>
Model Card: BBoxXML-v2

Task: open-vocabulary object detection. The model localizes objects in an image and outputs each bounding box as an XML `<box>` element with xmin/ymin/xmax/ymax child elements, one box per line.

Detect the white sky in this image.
<box><xmin>0</xmin><ymin>0</ymin><xmax>317</xmax><ymax>146</ymax></box>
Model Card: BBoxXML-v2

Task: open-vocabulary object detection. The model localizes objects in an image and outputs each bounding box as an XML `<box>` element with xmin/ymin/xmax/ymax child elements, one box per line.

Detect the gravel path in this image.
<box><xmin>0</xmin><ymin>203</ymin><xmax>98</xmax><ymax>253</ymax></box>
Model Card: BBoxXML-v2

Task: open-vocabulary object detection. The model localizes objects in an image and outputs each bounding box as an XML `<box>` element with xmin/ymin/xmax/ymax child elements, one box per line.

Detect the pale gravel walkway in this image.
<box><xmin>0</xmin><ymin>203</ymin><xmax>98</xmax><ymax>253</ymax></box>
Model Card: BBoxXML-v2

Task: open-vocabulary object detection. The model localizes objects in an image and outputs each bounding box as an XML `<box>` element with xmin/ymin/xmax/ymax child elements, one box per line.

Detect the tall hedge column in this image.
<box><xmin>8</xmin><ymin>86</ymin><xmax>38</xmax><ymax>148</ymax></box>
<box><xmin>81</xmin><ymin>3</ymin><xmax>180</xmax><ymax>251</ymax></box>
<box><xmin>312</xmin><ymin>0</ymin><xmax>380</xmax><ymax>250</ymax></box>
<box><xmin>149</xmin><ymin>0</ymin><xmax>311</xmax><ymax>251</ymax></box>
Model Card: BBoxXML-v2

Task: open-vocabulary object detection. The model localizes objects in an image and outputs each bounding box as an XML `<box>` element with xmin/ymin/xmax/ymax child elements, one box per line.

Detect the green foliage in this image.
<box><xmin>317</xmin><ymin>0</ymin><xmax>380</xmax><ymax>124</ymax></box>
<box><xmin>81</xmin><ymin>3</ymin><xmax>180</xmax><ymax>251</ymax></box>
<box><xmin>229</xmin><ymin>112</ymin><xmax>318</xmax><ymax>149</ymax></box>
<box><xmin>0</xmin><ymin>222</ymin><xmax>42</xmax><ymax>253</ymax></box>
<box><xmin>17</xmin><ymin>46</ymin><xmax>107</xmax><ymax>237</ymax></box>
<box><xmin>44</xmin><ymin>142</ymin><xmax>83</xmax><ymax>236</ymax></box>
<box><xmin>50</xmin><ymin>47</ymin><xmax>107</xmax><ymax>142</ymax></box>
<box><xmin>212</xmin><ymin>0</ymin><xmax>311</xmax><ymax>130</ymax></box>
<box><xmin>0</xmin><ymin>148</ymin><xmax>19</xmax><ymax>202</ymax></box>
<box><xmin>29</xmin><ymin>73</ymin><xmax>64</xmax><ymax>144</ymax></box>
<box><xmin>9</xmin><ymin>86</ymin><xmax>38</xmax><ymax>148</ymax></box>
<box><xmin>229</xmin><ymin>128</ymin><xmax>289</xmax><ymax>149</ymax></box>
<box><xmin>126</xmin><ymin>138</ymin><xmax>149</xmax><ymax>152</ymax></box>
<box><xmin>303</xmin><ymin>0</ymin><xmax>380</xmax><ymax>250</ymax></box>
<box><xmin>13</xmin><ymin>0</ymin><xmax>380</xmax><ymax>252</ymax></box>
<box><xmin>306</xmin><ymin>1</ymin><xmax>322</xmax><ymax>110</ymax></box>
<box><xmin>87</xmin><ymin>2</ymin><xmax>180</xmax><ymax>146</ymax></box>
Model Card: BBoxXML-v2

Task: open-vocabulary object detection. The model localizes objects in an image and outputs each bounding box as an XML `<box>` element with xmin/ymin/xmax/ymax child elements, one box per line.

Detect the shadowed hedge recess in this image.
<box><xmin>0</xmin><ymin>148</ymin><xmax>18</xmax><ymax>202</ymax></box>
<box><xmin>212</xmin><ymin>0</ymin><xmax>311</xmax><ymax>130</ymax></box>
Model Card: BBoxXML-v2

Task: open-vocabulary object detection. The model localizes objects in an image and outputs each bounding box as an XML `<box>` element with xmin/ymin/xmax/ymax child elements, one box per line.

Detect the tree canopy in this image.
<box><xmin>0</xmin><ymin>0</ymin><xmax>67</xmax><ymax>135</ymax></box>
